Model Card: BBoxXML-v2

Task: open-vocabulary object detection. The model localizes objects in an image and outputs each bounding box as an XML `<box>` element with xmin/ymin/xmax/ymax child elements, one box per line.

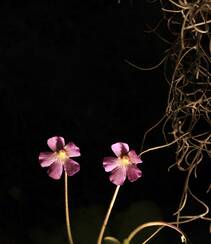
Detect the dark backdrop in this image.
<box><xmin>0</xmin><ymin>1</ymin><xmax>210</xmax><ymax>244</ymax></box>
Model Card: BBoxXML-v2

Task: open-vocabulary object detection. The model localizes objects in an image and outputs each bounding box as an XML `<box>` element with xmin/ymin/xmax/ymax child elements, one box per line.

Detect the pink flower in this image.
<box><xmin>103</xmin><ymin>142</ymin><xmax>142</xmax><ymax>185</ymax></box>
<box><xmin>39</xmin><ymin>136</ymin><xmax>81</xmax><ymax>180</ymax></box>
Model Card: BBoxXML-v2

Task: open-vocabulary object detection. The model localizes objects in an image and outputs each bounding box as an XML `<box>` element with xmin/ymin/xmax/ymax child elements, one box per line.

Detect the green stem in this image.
<box><xmin>97</xmin><ymin>185</ymin><xmax>121</xmax><ymax>244</ymax></box>
<box><xmin>65</xmin><ymin>172</ymin><xmax>74</xmax><ymax>244</ymax></box>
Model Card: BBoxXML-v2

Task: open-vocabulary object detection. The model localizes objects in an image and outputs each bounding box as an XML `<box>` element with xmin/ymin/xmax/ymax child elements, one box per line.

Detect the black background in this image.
<box><xmin>0</xmin><ymin>1</ymin><xmax>210</xmax><ymax>243</ymax></box>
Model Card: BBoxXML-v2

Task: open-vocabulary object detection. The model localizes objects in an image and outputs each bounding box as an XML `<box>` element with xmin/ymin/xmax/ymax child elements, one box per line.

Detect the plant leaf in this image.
<box><xmin>104</xmin><ymin>236</ymin><xmax>121</xmax><ymax>244</ymax></box>
<box><xmin>123</xmin><ymin>238</ymin><xmax>130</xmax><ymax>244</ymax></box>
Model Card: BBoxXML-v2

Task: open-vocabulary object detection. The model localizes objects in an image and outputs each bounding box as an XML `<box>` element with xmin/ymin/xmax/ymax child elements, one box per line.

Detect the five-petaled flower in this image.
<box><xmin>103</xmin><ymin>142</ymin><xmax>142</xmax><ymax>185</ymax></box>
<box><xmin>39</xmin><ymin>136</ymin><xmax>81</xmax><ymax>180</ymax></box>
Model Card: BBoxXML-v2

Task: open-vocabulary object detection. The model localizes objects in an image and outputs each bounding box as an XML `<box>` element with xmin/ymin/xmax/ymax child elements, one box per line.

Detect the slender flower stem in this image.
<box><xmin>97</xmin><ymin>185</ymin><xmax>121</xmax><ymax>244</ymax></box>
<box><xmin>65</xmin><ymin>172</ymin><xmax>74</xmax><ymax>244</ymax></box>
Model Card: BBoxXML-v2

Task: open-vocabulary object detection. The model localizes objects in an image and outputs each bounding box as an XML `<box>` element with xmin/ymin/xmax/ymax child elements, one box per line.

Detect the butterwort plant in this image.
<box><xmin>39</xmin><ymin>136</ymin><xmax>81</xmax><ymax>244</ymax></box>
<box><xmin>97</xmin><ymin>142</ymin><xmax>143</xmax><ymax>244</ymax></box>
<box><xmin>39</xmin><ymin>139</ymin><xmax>143</xmax><ymax>244</ymax></box>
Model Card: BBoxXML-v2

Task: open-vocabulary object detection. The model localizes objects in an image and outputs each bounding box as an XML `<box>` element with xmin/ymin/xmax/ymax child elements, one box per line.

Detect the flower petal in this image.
<box><xmin>47</xmin><ymin>136</ymin><xmax>65</xmax><ymax>151</ymax></box>
<box><xmin>127</xmin><ymin>165</ymin><xmax>142</xmax><ymax>182</ymax></box>
<box><xmin>47</xmin><ymin>161</ymin><xmax>63</xmax><ymax>180</ymax></box>
<box><xmin>39</xmin><ymin>152</ymin><xmax>57</xmax><ymax>167</ymax></box>
<box><xmin>128</xmin><ymin>150</ymin><xmax>142</xmax><ymax>164</ymax></box>
<box><xmin>65</xmin><ymin>142</ymin><xmax>81</xmax><ymax>157</ymax></box>
<box><xmin>103</xmin><ymin>157</ymin><xmax>119</xmax><ymax>172</ymax></box>
<box><xmin>64</xmin><ymin>159</ymin><xmax>80</xmax><ymax>176</ymax></box>
<box><xmin>109</xmin><ymin>166</ymin><xmax>127</xmax><ymax>185</ymax></box>
<box><xmin>111</xmin><ymin>142</ymin><xmax>129</xmax><ymax>157</ymax></box>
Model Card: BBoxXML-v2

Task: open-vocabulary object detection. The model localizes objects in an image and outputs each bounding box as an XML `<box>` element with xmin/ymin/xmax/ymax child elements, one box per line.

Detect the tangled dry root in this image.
<box><xmin>139</xmin><ymin>0</ymin><xmax>211</xmax><ymax>233</ymax></box>
<box><xmin>161</xmin><ymin>0</ymin><xmax>211</xmax><ymax>228</ymax></box>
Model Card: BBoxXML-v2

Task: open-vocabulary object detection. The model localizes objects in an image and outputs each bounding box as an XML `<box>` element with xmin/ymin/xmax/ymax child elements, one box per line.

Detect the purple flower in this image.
<box><xmin>103</xmin><ymin>142</ymin><xmax>143</xmax><ymax>185</ymax></box>
<box><xmin>39</xmin><ymin>136</ymin><xmax>81</xmax><ymax>180</ymax></box>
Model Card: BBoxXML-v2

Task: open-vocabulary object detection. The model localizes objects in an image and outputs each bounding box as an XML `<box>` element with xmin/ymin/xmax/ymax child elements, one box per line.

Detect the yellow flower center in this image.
<box><xmin>57</xmin><ymin>150</ymin><xmax>67</xmax><ymax>160</ymax></box>
<box><xmin>119</xmin><ymin>155</ymin><xmax>130</xmax><ymax>166</ymax></box>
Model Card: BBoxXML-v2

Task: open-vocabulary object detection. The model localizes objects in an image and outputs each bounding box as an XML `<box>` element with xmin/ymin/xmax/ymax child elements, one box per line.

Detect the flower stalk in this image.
<box><xmin>97</xmin><ymin>185</ymin><xmax>121</xmax><ymax>244</ymax></box>
<box><xmin>65</xmin><ymin>172</ymin><xmax>74</xmax><ymax>244</ymax></box>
